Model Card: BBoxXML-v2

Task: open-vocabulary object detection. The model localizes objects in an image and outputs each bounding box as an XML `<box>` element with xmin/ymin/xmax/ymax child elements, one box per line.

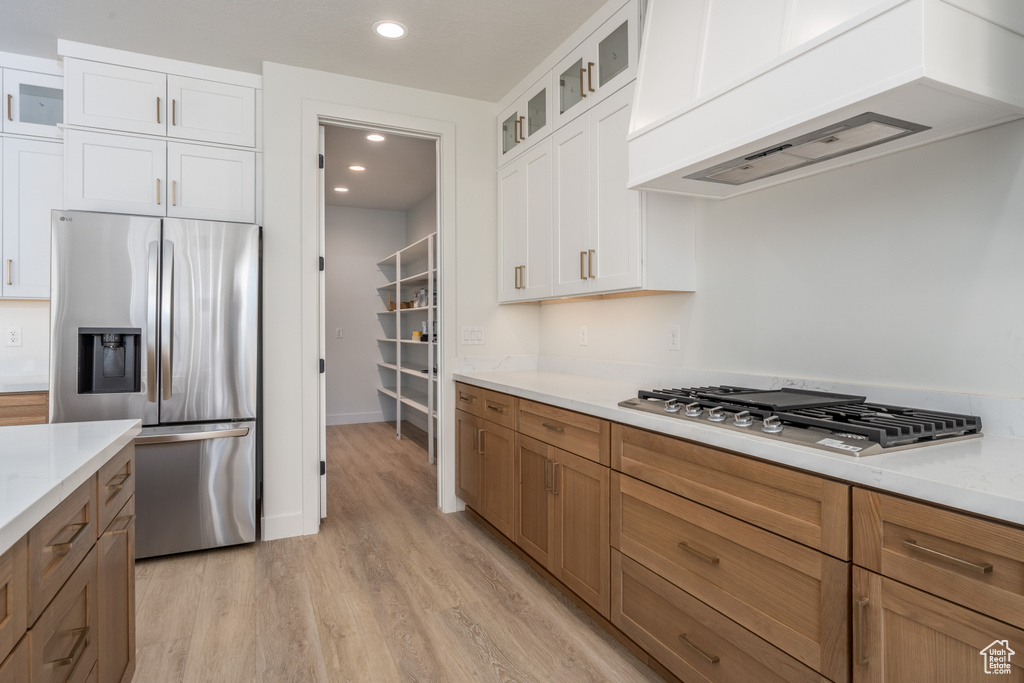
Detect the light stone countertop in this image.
<box><xmin>454</xmin><ymin>370</ymin><xmax>1024</xmax><ymax>527</ymax></box>
<box><xmin>0</xmin><ymin>376</ymin><xmax>48</xmax><ymax>393</ymax></box>
<box><xmin>0</xmin><ymin>419</ymin><xmax>141</xmax><ymax>554</ymax></box>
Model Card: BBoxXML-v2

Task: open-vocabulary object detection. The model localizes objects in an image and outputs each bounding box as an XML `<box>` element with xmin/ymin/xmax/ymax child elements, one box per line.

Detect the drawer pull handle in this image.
<box><xmin>45</xmin><ymin>627</ymin><xmax>89</xmax><ymax>669</ymax></box>
<box><xmin>479</xmin><ymin>429</ymin><xmax>486</xmax><ymax>455</ymax></box>
<box><xmin>105</xmin><ymin>514</ymin><xmax>136</xmax><ymax>536</ymax></box>
<box><xmin>105</xmin><ymin>472</ymin><xmax>130</xmax><ymax>490</ymax></box>
<box><xmin>47</xmin><ymin>522</ymin><xmax>89</xmax><ymax>555</ymax></box>
<box><xmin>903</xmin><ymin>539</ymin><xmax>993</xmax><ymax>574</ymax></box>
<box><xmin>677</xmin><ymin>541</ymin><xmax>719</xmax><ymax>566</ymax></box>
<box><xmin>854</xmin><ymin>598</ymin><xmax>869</xmax><ymax>666</ymax></box>
<box><xmin>541</xmin><ymin>422</ymin><xmax>564</xmax><ymax>433</ymax></box>
<box><xmin>544</xmin><ymin>459</ymin><xmax>552</xmax><ymax>492</ymax></box>
<box><xmin>486</xmin><ymin>404</ymin><xmax>504</xmax><ymax>413</ymax></box>
<box><xmin>552</xmin><ymin>462</ymin><xmax>561</xmax><ymax>495</ymax></box>
<box><xmin>459</xmin><ymin>394</ymin><xmax>476</xmax><ymax>403</ymax></box>
<box><xmin>678</xmin><ymin>634</ymin><xmax>719</xmax><ymax>664</ymax></box>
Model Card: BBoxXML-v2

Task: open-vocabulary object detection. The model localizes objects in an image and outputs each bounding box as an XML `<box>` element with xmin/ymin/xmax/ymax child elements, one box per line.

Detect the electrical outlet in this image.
<box><xmin>668</xmin><ymin>325</ymin><xmax>680</xmax><ymax>351</ymax></box>
<box><xmin>579</xmin><ymin>325</ymin><xmax>589</xmax><ymax>346</ymax></box>
<box><xmin>5</xmin><ymin>326</ymin><xmax>22</xmax><ymax>347</ymax></box>
<box><xmin>335</xmin><ymin>328</ymin><xmax>343</xmax><ymax>339</ymax></box>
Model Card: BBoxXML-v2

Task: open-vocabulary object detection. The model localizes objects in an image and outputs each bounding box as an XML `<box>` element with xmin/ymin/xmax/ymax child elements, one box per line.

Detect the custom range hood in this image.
<box><xmin>627</xmin><ymin>0</ymin><xmax>1024</xmax><ymax>199</ymax></box>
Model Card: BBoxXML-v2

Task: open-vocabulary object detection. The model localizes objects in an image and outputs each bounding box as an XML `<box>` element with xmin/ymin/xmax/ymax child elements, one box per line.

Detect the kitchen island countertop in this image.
<box><xmin>455</xmin><ymin>370</ymin><xmax>1024</xmax><ymax>527</ymax></box>
<box><xmin>0</xmin><ymin>419</ymin><xmax>141</xmax><ymax>554</ymax></box>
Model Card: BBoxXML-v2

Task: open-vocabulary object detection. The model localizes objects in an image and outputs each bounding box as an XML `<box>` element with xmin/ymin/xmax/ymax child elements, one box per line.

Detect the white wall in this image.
<box><xmin>260</xmin><ymin>62</ymin><xmax>539</xmax><ymax>540</ymax></box>
<box><xmin>407</xmin><ymin>192</ymin><xmax>437</xmax><ymax>244</ymax></box>
<box><xmin>324</xmin><ymin>206</ymin><xmax>407</xmax><ymax>425</ymax></box>
<box><xmin>0</xmin><ymin>300</ymin><xmax>49</xmax><ymax>364</ymax></box>
<box><xmin>538</xmin><ymin>118</ymin><xmax>1024</xmax><ymax>399</ymax></box>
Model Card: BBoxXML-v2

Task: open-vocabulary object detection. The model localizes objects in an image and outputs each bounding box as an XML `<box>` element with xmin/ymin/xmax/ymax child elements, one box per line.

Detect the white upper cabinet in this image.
<box><xmin>498</xmin><ymin>75</ymin><xmax>552</xmax><ymax>166</ymax></box>
<box><xmin>167</xmin><ymin>142</ymin><xmax>255</xmax><ymax>223</ymax></box>
<box><xmin>551</xmin><ymin>112</ymin><xmax>591</xmax><ymax>298</ymax></box>
<box><xmin>167</xmin><ymin>75</ymin><xmax>255</xmax><ymax>147</ymax></box>
<box><xmin>66</xmin><ymin>129</ymin><xmax>167</xmax><ymax>216</ymax></box>
<box><xmin>2</xmin><ymin>69</ymin><xmax>64</xmax><ymax>138</ymax></box>
<box><xmin>498</xmin><ymin>138</ymin><xmax>552</xmax><ymax>302</ymax></box>
<box><xmin>552</xmin><ymin>1</ymin><xmax>638</xmax><ymax>130</ymax></box>
<box><xmin>66</xmin><ymin>60</ymin><xmax>167</xmax><ymax>136</ymax></box>
<box><xmin>2</xmin><ymin>138</ymin><xmax>63</xmax><ymax>298</ymax></box>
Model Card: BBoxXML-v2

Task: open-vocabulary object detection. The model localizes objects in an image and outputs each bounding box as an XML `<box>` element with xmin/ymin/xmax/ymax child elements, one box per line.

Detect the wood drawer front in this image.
<box><xmin>97</xmin><ymin>444</ymin><xmax>134</xmax><ymax>534</ymax></box>
<box><xmin>612</xmin><ymin>551</ymin><xmax>828</xmax><ymax>683</ymax></box>
<box><xmin>518</xmin><ymin>398</ymin><xmax>610</xmax><ymax>465</ymax></box>
<box><xmin>455</xmin><ymin>383</ymin><xmax>487</xmax><ymax>419</ymax></box>
<box><xmin>0</xmin><ymin>537</ymin><xmax>28</xmax><ymax>666</ymax></box>
<box><xmin>29</xmin><ymin>544</ymin><xmax>98</xmax><ymax>683</ymax></box>
<box><xmin>611</xmin><ymin>423</ymin><xmax>850</xmax><ymax>559</ymax></box>
<box><xmin>612</xmin><ymin>473</ymin><xmax>849</xmax><ymax>682</ymax></box>
<box><xmin>853</xmin><ymin>567</ymin><xmax>1024</xmax><ymax>682</ymax></box>
<box><xmin>853</xmin><ymin>488</ymin><xmax>1024</xmax><ymax>631</ymax></box>
<box><xmin>28</xmin><ymin>478</ymin><xmax>97</xmax><ymax>623</ymax></box>
<box><xmin>479</xmin><ymin>389</ymin><xmax>516</xmax><ymax>430</ymax></box>
<box><xmin>0</xmin><ymin>638</ymin><xmax>29</xmax><ymax>683</ymax></box>
<box><xmin>0</xmin><ymin>391</ymin><xmax>48</xmax><ymax>426</ymax></box>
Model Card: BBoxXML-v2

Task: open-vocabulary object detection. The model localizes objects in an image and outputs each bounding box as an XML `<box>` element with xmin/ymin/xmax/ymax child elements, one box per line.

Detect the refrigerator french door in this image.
<box><xmin>50</xmin><ymin>210</ymin><xmax>259</xmax><ymax>558</ymax></box>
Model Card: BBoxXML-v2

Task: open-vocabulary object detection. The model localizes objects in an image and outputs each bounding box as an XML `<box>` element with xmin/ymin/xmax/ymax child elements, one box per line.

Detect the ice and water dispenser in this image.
<box><xmin>77</xmin><ymin>328</ymin><xmax>142</xmax><ymax>394</ymax></box>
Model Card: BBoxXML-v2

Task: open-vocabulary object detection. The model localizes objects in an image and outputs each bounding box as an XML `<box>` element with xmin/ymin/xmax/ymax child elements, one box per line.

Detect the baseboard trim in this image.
<box><xmin>261</xmin><ymin>510</ymin><xmax>305</xmax><ymax>541</ymax></box>
<box><xmin>326</xmin><ymin>411</ymin><xmax>384</xmax><ymax>426</ymax></box>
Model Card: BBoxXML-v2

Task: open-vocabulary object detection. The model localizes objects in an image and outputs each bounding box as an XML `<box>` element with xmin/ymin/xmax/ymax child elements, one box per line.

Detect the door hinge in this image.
<box><xmin>318</xmin><ymin>154</ymin><xmax>324</xmax><ymax>169</ymax></box>
<box><xmin>320</xmin><ymin>460</ymin><xmax>326</xmax><ymax>476</ymax></box>
<box><xmin>319</xmin><ymin>256</ymin><xmax>325</xmax><ymax>271</ymax></box>
<box><xmin>319</xmin><ymin>358</ymin><xmax>325</xmax><ymax>373</ymax></box>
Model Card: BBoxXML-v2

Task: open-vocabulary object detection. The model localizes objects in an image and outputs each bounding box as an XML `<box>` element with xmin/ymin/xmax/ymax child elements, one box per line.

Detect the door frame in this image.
<box><xmin>301</xmin><ymin>99</ymin><xmax>458</xmax><ymax>530</ymax></box>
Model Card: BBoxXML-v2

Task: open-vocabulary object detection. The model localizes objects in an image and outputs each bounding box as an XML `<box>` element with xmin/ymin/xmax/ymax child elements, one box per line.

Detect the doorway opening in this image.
<box><xmin>318</xmin><ymin>121</ymin><xmax>440</xmax><ymax>514</ymax></box>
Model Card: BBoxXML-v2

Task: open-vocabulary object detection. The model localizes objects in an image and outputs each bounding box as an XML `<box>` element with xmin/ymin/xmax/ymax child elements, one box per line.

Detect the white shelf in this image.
<box><xmin>377</xmin><ymin>362</ymin><xmax>398</xmax><ymax>372</ymax></box>
<box><xmin>377</xmin><ymin>338</ymin><xmax>398</xmax><ymax>343</ymax></box>
<box><xmin>377</xmin><ymin>386</ymin><xmax>398</xmax><ymax>400</ymax></box>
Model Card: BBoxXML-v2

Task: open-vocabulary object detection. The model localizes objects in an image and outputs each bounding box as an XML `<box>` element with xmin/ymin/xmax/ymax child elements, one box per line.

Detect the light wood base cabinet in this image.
<box><xmin>97</xmin><ymin>497</ymin><xmax>135</xmax><ymax>683</ymax></box>
<box><xmin>0</xmin><ymin>639</ymin><xmax>28</xmax><ymax>683</ymax></box>
<box><xmin>853</xmin><ymin>567</ymin><xmax>1024</xmax><ymax>682</ymax></box>
<box><xmin>29</xmin><ymin>544</ymin><xmax>98</xmax><ymax>683</ymax></box>
<box><xmin>455</xmin><ymin>408</ymin><xmax>515</xmax><ymax>539</ymax></box>
<box><xmin>0</xmin><ymin>391</ymin><xmax>48</xmax><ymax>426</ymax></box>
<box><xmin>455</xmin><ymin>409</ymin><xmax>482</xmax><ymax>509</ymax></box>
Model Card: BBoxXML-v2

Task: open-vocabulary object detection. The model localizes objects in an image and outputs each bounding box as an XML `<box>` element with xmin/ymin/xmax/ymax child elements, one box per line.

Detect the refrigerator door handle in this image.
<box><xmin>147</xmin><ymin>241</ymin><xmax>159</xmax><ymax>403</ymax></box>
<box><xmin>135</xmin><ymin>427</ymin><xmax>250</xmax><ymax>445</ymax></box>
<box><xmin>161</xmin><ymin>240</ymin><xmax>174</xmax><ymax>400</ymax></box>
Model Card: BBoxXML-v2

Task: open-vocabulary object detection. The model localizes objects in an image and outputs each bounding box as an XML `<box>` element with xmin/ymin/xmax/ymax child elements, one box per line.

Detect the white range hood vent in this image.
<box><xmin>628</xmin><ymin>0</ymin><xmax>1024</xmax><ymax>199</ymax></box>
<box><xmin>689</xmin><ymin>113</ymin><xmax>930</xmax><ymax>185</ymax></box>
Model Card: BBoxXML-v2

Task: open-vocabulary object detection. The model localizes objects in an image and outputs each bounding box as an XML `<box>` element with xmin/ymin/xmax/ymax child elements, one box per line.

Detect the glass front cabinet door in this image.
<box><xmin>2</xmin><ymin>69</ymin><xmax>64</xmax><ymax>138</ymax></box>
<box><xmin>498</xmin><ymin>75</ymin><xmax>552</xmax><ymax>165</ymax></box>
<box><xmin>551</xmin><ymin>1</ymin><xmax>638</xmax><ymax>131</ymax></box>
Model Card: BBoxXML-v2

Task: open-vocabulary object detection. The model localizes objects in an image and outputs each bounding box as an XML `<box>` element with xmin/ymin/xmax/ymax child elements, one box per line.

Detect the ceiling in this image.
<box><xmin>324</xmin><ymin>125</ymin><xmax>435</xmax><ymax>211</ymax></box>
<box><xmin>1</xmin><ymin>0</ymin><xmax>606</xmax><ymax>102</ymax></box>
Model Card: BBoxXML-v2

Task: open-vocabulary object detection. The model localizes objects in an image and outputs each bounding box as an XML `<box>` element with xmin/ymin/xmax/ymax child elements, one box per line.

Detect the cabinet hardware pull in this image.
<box><xmin>903</xmin><ymin>539</ymin><xmax>993</xmax><ymax>574</ymax></box>
<box><xmin>135</xmin><ymin>427</ymin><xmax>249</xmax><ymax>445</ymax></box>
<box><xmin>552</xmin><ymin>462</ymin><xmax>561</xmax><ymax>494</ymax></box>
<box><xmin>514</xmin><ymin>265</ymin><xmax>521</xmax><ymax>290</ymax></box>
<box><xmin>5</xmin><ymin>259</ymin><xmax>11</xmax><ymax>286</ymax></box>
<box><xmin>6</xmin><ymin>94</ymin><xmax>11</xmax><ymax>121</ymax></box>
<box><xmin>513</xmin><ymin>116</ymin><xmax>520</xmax><ymax>144</ymax></box>
<box><xmin>541</xmin><ymin>422</ymin><xmax>564</xmax><ymax>433</ymax></box>
<box><xmin>147</xmin><ymin>241</ymin><xmax>159</xmax><ymax>402</ymax></box>
<box><xmin>47</xmin><ymin>522</ymin><xmax>89</xmax><ymax>555</ymax></box>
<box><xmin>854</xmin><ymin>598</ymin><xmax>869</xmax><ymax>666</ymax></box>
<box><xmin>579</xmin><ymin>67</ymin><xmax>587</xmax><ymax>98</ymax></box>
<box><xmin>580</xmin><ymin>251</ymin><xmax>587</xmax><ymax>279</ymax></box>
<box><xmin>678</xmin><ymin>634</ymin><xmax>719</xmax><ymax>664</ymax></box>
<box><xmin>587</xmin><ymin>61</ymin><xmax>595</xmax><ymax>92</ymax></box>
<box><xmin>544</xmin><ymin>459</ymin><xmax>552</xmax><ymax>492</ymax></box>
<box><xmin>172</xmin><ymin>98</ymin><xmax>177</xmax><ymax>126</ymax></box>
<box><xmin>588</xmin><ymin>249</ymin><xmax>595</xmax><ymax>278</ymax></box>
<box><xmin>45</xmin><ymin>627</ymin><xmax>89</xmax><ymax>669</ymax></box>
<box><xmin>172</xmin><ymin>180</ymin><xmax>177</xmax><ymax>206</ymax></box>
<box><xmin>677</xmin><ymin>541</ymin><xmax>719</xmax><ymax>565</ymax></box>
<box><xmin>105</xmin><ymin>514</ymin><xmax>136</xmax><ymax>536</ymax></box>
<box><xmin>459</xmin><ymin>393</ymin><xmax>475</xmax><ymax>403</ymax></box>
<box><xmin>105</xmin><ymin>472</ymin><xmax>130</xmax><ymax>489</ymax></box>
<box><xmin>156</xmin><ymin>178</ymin><xmax>161</xmax><ymax>205</ymax></box>
<box><xmin>486</xmin><ymin>405</ymin><xmax>503</xmax><ymax>413</ymax></box>
<box><xmin>157</xmin><ymin>96</ymin><xmax>161</xmax><ymax>124</ymax></box>
<box><xmin>472</xmin><ymin>427</ymin><xmax>479</xmax><ymax>453</ymax></box>
<box><xmin>518</xmin><ymin>115</ymin><xmax>525</xmax><ymax>141</ymax></box>
<box><xmin>479</xmin><ymin>429</ymin><xmax>486</xmax><ymax>454</ymax></box>
<box><xmin>520</xmin><ymin>264</ymin><xmax>526</xmax><ymax>289</ymax></box>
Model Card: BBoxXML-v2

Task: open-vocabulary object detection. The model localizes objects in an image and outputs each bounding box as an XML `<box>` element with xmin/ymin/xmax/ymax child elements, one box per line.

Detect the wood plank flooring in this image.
<box><xmin>134</xmin><ymin>421</ymin><xmax>662</xmax><ymax>682</ymax></box>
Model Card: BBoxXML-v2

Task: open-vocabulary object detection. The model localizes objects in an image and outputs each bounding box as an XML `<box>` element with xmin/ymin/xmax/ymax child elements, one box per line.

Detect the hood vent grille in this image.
<box><xmin>688</xmin><ymin>113</ymin><xmax>931</xmax><ymax>186</ymax></box>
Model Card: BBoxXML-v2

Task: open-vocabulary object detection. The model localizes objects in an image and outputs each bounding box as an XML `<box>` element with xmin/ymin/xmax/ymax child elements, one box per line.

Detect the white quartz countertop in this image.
<box><xmin>454</xmin><ymin>370</ymin><xmax>1024</xmax><ymax>528</ymax></box>
<box><xmin>0</xmin><ymin>419</ymin><xmax>141</xmax><ymax>554</ymax></box>
<box><xmin>0</xmin><ymin>375</ymin><xmax>48</xmax><ymax>393</ymax></box>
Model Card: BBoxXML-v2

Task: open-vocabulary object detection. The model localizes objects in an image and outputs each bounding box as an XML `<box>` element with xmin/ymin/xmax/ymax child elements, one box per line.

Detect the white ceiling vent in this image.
<box><xmin>690</xmin><ymin>114</ymin><xmax>930</xmax><ymax>186</ymax></box>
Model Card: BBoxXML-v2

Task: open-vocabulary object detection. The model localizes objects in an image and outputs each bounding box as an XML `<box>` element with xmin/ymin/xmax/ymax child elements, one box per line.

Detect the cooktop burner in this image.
<box><xmin>620</xmin><ymin>385</ymin><xmax>982</xmax><ymax>456</ymax></box>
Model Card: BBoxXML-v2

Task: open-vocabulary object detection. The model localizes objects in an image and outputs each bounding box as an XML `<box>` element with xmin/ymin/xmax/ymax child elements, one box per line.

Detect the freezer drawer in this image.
<box><xmin>134</xmin><ymin>421</ymin><xmax>255</xmax><ymax>559</ymax></box>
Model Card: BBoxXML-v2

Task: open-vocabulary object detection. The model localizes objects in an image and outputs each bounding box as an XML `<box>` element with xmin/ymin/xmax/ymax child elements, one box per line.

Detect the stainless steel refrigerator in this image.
<box><xmin>49</xmin><ymin>210</ymin><xmax>259</xmax><ymax>559</ymax></box>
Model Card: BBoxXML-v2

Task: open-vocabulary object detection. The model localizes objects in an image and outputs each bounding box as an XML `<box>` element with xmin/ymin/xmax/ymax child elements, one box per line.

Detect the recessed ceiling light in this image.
<box><xmin>366</xmin><ymin>134</ymin><xmax>386</xmax><ymax>142</ymax></box>
<box><xmin>373</xmin><ymin>21</ymin><xmax>407</xmax><ymax>39</ymax></box>
<box><xmin>348</xmin><ymin>165</ymin><xmax>366</xmax><ymax>171</ymax></box>
<box><xmin>334</xmin><ymin>187</ymin><xmax>349</xmax><ymax>192</ymax></box>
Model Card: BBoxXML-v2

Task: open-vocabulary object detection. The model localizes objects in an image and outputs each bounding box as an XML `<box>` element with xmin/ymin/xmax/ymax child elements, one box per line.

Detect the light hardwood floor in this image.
<box><xmin>134</xmin><ymin>422</ymin><xmax>663</xmax><ymax>682</ymax></box>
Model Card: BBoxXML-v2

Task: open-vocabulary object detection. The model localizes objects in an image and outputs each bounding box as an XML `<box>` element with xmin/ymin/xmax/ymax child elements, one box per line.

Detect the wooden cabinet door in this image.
<box><xmin>29</xmin><ymin>545</ymin><xmax>98</xmax><ymax>683</ymax></box>
<box><xmin>853</xmin><ymin>567</ymin><xmax>1024</xmax><ymax>682</ymax></box>
<box><xmin>65</xmin><ymin>129</ymin><xmax>166</xmax><ymax>217</ymax></box>
<box><xmin>167</xmin><ymin>142</ymin><xmax>255</xmax><ymax>223</ymax></box>
<box><xmin>515</xmin><ymin>434</ymin><xmax>555</xmax><ymax>567</ymax></box>
<box><xmin>552</xmin><ymin>448</ymin><xmax>610</xmax><ymax>618</ymax></box>
<box><xmin>2</xmin><ymin>69</ymin><xmax>63</xmax><ymax>138</ymax></box>
<box><xmin>97</xmin><ymin>497</ymin><xmax>135</xmax><ymax>683</ymax></box>
<box><xmin>551</xmin><ymin>112</ymin><xmax>591</xmax><ymax>297</ymax></box>
<box><xmin>0</xmin><ymin>639</ymin><xmax>29</xmax><ymax>683</ymax></box>
<box><xmin>455</xmin><ymin>410</ymin><xmax>481</xmax><ymax>509</ymax></box>
<box><xmin>166</xmin><ymin>75</ymin><xmax>255</xmax><ymax>147</ymax></box>
<box><xmin>497</xmin><ymin>157</ymin><xmax>525</xmax><ymax>303</ymax></box>
<box><xmin>480</xmin><ymin>420</ymin><xmax>516</xmax><ymax>539</ymax></box>
<box><xmin>0</xmin><ymin>537</ymin><xmax>27</xmax><ymax>667</ymax></box>
<box><xmin>587</xmin><ymin>83</ymin><xmax>640</xmax><ymax>294</ymax></box>
<box><xmin>65</xmin><ymin>60</ymin><xmax>166</xmax><ymax>137</ymax></box>
<box><xmin>2</xmin><ymin>138</ymin><xmax>62</xmax><ymax>298</ymax></box>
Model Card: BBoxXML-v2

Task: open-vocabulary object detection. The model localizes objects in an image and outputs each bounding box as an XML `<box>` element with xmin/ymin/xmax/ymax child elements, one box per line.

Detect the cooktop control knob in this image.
<box><xmin>762</xmin><ymin>416</ymin><xmax>784</xmax><ymax>434</ymax></box>
<box><xmin>733</xmin><ymin>411</ymin><xmax>753</xmax><ymax>427</ymax></box>
<box><xmin>664</xmin><ymin>399</ymin><xmax>682</xmax><ymax>414</ymax></box>
<box><xmin>684</xmin><ymin>402</ymin><xmax>702</xmax><ymax>417</ymax></box>
<box><xmin>707</xmin><ymin>407</ymin><xmax>726</xmax><ymax>422</ymax></box>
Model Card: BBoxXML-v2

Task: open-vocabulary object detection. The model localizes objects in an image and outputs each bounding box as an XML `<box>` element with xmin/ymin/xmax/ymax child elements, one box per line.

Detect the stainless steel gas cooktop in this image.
<box><xmin>618</xmin><ymin>386</ymin><xmax>982</xmax><ymax>457</ymax></box>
